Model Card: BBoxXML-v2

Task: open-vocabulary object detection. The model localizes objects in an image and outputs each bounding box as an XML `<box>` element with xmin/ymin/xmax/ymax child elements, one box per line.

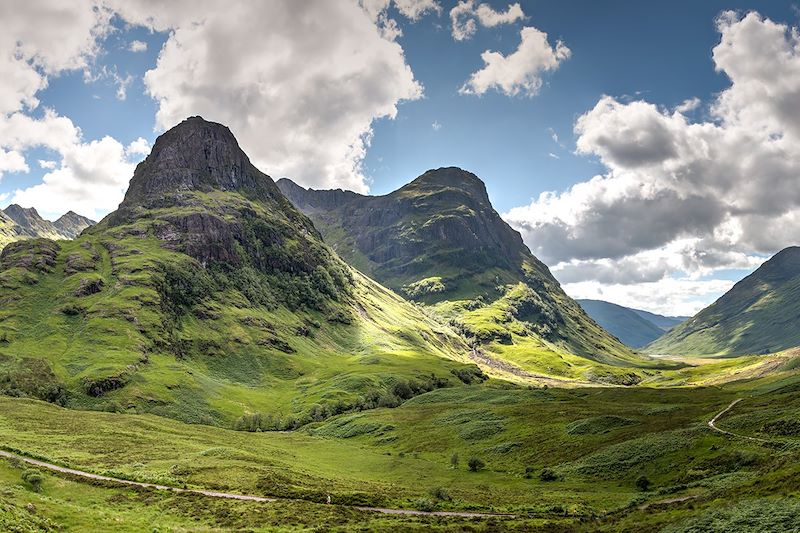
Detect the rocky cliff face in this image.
<box><xmin>118</xmin><ymin>116</ymin><xmax>284</xmax><ymax>211</ymax></box>
<box><xmin>277</xmin><ymin>167</ymin><xmax>539</xmax><ymax>292</ymax></box>
<box><xmin>277</xmin><ymin>168</ymin><xmax>640</xmax><ymax>367</ymax></box>
<box><xmin>102</xmin><ymin>116</ymin><xmax>331</xmax><ymax>278</ymax></box>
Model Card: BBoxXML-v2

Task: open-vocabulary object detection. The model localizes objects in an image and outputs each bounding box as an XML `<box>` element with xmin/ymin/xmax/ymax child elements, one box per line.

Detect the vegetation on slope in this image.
<box><xmin>648</xmin><ymin>247</ymin><xmax>800</xmax><ymax>356</ymax></box>
<box><xmin>0</xmin><ymin>117</ymin><xmax>479</xmax><ymax>428</ymax></box>
<box><xmin>278</xmin><ymin>169</ymin><xmax>666</xmax><ymax>383</ymax></box>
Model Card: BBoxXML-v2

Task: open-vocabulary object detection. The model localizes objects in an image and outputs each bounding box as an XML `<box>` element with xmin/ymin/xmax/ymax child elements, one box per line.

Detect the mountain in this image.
<box><xmin>53</xmin><ymin>211</ymin><xmax>96</xmax><ymax>238</ymax></box>
<box><xmin>630</xmin><ymin>308</ymin><xmax>689</xmax><ymax>331</ymax></box>
<box><xmin>647</xmin><ymin>247</ymin><xmax>800</xmax><ymax>356</ymax></box>
<box><xmin>0</xmin><ymin>211</ymin><xmax>19</xmax><ymax>249</ymax></box>
<box><xmin>3</xmin><ymin>204</ymin><xmax>66</xmax><ymax>240</ymax></box>
<box><xmin>0</xmin><ymin>205</ymin><xmax>95</xmax><ymax>247</ymax></box>
<box><xmin>0</xmin><ymin>117</ymin><xmax>474</xmax><ymax>428</ymax></box>
<box><xmin>278</xmin><ymin>171</ymin><xmax>664</xmax><ymax>383</ymax></box>
<box><xmin>577</xmin><ymin>299</ymin><xmax>668</xmax><ymax>348</ymax></box>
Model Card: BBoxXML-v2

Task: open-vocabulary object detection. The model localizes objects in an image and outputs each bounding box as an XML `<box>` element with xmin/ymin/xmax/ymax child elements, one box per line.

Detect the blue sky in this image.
<box><xmin>367</xmin><ymin>0</ymin><xmax>800</xmax><ymax>210</ymax></box>
<box><xmin>2</xmin><ymin>1</ymin><xmax>800</xmax><ymax>315</ymax></box>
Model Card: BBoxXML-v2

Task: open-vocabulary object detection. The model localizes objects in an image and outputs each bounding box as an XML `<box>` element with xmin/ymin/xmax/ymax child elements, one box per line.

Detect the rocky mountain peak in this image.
<box><xmin>119</xmin><ymin>116</ymin><xmax>280</xmax><ymax>209</ymax></box>
<box><xmin>403</xmin><ymin>167</ymin><xmax>491</xmax><ymax>204</ymax></box>
<box><xmin>4</xmin><ymin>204</ymin><xmax>44</xmax><ymax>227</ymax></box>
<box><xmin>53</xmin><ymin>211</ymin><xmax>96</xmax><ymax>239</ymax></box>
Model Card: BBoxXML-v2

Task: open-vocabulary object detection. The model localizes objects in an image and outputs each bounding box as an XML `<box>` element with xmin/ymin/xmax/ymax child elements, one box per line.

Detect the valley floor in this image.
<box><xmin>3</xmin><ymin>368</ymin><xmax>800</xmax><ymax>532</ymax></box>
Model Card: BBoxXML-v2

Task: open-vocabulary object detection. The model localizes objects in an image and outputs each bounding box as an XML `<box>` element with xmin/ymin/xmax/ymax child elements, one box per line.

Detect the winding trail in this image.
<box><xmin>0</xmin><ymin>449</ymin><xmax>515</xmax><ymax>519</ymax></box>
<box><xmin>707</xmin><ymin>398</ymin><xmax>769</xmax><ymax>443</ymax></box>
<box><xmin>640</xmin><ymin>398</ymin><xmax>772</xmax><ymax>511</ymax></box>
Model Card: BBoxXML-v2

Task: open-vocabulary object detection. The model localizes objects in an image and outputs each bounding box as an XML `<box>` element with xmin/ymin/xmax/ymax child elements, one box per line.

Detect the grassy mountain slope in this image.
<box><xmin>0</xmin><ymin>212</ymin><xmax>19</xmax><ymax>249</ymax></box>
<box><xmin>648</xmin><ymin>247</ymin><xmax>800</xmax><ymax>356</ymax></box>
<box><xmin>0</xmin><ymin>117</ymin><xmax>478</xmax><ymax>428</ymax></box>
<box><xmin>278</xmin><ymin>171</ymin><xmax>671</xmax><ymax>383</ymax></box>
<box><xmin>577</xmin><ymin>299</ymin><xmax>667</xmax><ymax>348</ymax></box>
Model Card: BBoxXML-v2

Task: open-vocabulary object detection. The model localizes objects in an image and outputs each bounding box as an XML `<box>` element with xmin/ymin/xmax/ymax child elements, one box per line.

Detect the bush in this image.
<box><xmin>414</xmin><ymin>498</ymin><xmax>437</xmax><ymax>512</ymax></box>
<box><xmin>450</xmin><ymin>453</ymin><xmax>459</xmax><ymax>469</ymax></box>
<box><xmin>539</xmin><ymin>468</ymin><xmax>558</xmax><ymax>482</ymax></box>
<box><xmin>60</xmin><ymin>303</ymin><xmax>85</xmax><ymax>316</ymax></box>
<box><xmin>429</xmin><ymin>487</ymin><xmax>452</xmax><ymax>501</ymax></box>
<box><xmin>636</xmin><ymin>475</ymin><xmax>651</xmax><ymax>492</ymax></box>
<box><xmin>468</xmin><ymin>457</ymin><xmax>485</xmax><ymax>472</ymax></box>
<box><xmin>22</xmin><ymin>470</ymin><xmax>43</xmax><ymax>492</ymax></box>
<box><xmin>450</xmin><ymin>366</ymin><xmax>488</xmax><ymax>385</ymax></box>
<box><xmin>762</xmin><ymin>418</ymin><xmax>800</xmax><ymax>436</ymax></box>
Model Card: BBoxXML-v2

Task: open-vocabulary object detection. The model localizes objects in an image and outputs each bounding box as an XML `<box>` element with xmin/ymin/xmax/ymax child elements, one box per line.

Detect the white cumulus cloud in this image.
<box><xmin>504</xmin><ymin>11</ymin><xmax>800</xmax><ymax>314</ymax></box>
<box><xmin>126</xmin><ymin>137</ymin><xmax>150</xmax><ymax>156</ymax></box>
<box><xmin>129</xmin><ymin>39</ymin><xmax>147</xmax><ymax>52</ymax></box>
<box><xmin>111</xmin><ymin>0</ymin><xmax>423</xmax><ymax>193</ymax></box>
<box><xmin>394</xmin><ymin>0</ymin><xmax>441</xmax><ymax>21</ymax></box>
<box><xmin>460</xmin><ymin>26</ymin><xmax>570</xmax><ymax>96</ymax></box>
<box><xmin>450</xmin><ymin>1</ymin><xmax>524</xmax><ymax>41</ymax></box>
<box><xmin>0</xmin><ymin>149</ymin><xmax>29</xmax><ymax>176</ymax></box>
<box><xmin>3</xmin><ymin>111</ymin><xmax>138</xmax><ymax>220</ymax></box>
<box><xmin>0</xmin><ymin>0</ymin><xmax>112</xmax><ymax>114</ymax></box>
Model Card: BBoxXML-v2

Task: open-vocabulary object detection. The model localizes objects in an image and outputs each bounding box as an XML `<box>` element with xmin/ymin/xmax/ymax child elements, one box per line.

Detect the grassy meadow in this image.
<box><xmin>3</xmin><ymin>366</ymin><xmax>800</xmax><ymax>531</ymax></box>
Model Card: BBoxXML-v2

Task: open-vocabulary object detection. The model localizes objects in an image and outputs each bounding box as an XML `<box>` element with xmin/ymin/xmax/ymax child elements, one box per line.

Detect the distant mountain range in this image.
<box><xmin>0</xmin><ymin>204</ymin><xmax>94</xmax><ymax>248</ymax></box>
<box><xmin>576</xmin><ymin>299</ymin><xmax>688</xmax><ymax>348</ymax></box>
<box><xmin>630</xmin><ymin>308</ymin><xmax>689</xmax><ymax>331</ymax></box>
<box><xmin>648</xmin><ymin>247</ymin><xmax>800</xmax><ymax>356</ymax></box>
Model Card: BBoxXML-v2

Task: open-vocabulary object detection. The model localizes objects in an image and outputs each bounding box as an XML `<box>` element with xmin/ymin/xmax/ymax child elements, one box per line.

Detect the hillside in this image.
<box><xmin>0</xmin><ymin>211</ymin><xmax>19</xmax><ymax>249</ymax></box>
<box><xmin>278</xmin><ymin>172</ymin><xmax>668</xmax><ymax>383</ymax></box>
<box><xmin>648</xmin><ymin>247</ymin><xmax>800</xmax><ymax>356</ymax></box>
<box><xmin>631</xmin><ymin>308</ymin><xmax>689</xmax><ymax>331</ymax></box>
<box><xmin>577</xmin><ymin>299</ymin><xmax>667</xmax><ymax>348</ymax></box>
<box><xmin>0</xmin><ymin>117</ymin><xmax>476</xmax><ymax>428</ymax></box>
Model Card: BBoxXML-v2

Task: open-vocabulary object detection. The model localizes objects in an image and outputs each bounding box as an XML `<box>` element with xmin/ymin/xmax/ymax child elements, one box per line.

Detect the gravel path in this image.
<box><xmin>0</xmin><ymin>449</ymin><xmax>515</xmax><ymax>519</ymax></box>
<box><xmin>707</xmin><ymin>398</ymin><xmax>769</xmax><ymax>442</ymax></box>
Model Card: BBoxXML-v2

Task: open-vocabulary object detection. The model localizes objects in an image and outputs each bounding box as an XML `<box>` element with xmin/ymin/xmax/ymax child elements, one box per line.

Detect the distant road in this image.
<box><xmin>0</xmin><ymin>449</ymin><xmax>515</xmax><ymax>519</ymax></box>
<box><xmin>707</xmin><ymin>398</ymin><xmax>768</xmax><ymax>442</ymax></box>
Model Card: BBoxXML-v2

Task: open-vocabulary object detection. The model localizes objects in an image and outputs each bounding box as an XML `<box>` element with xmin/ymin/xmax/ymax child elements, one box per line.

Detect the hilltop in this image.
<box><xmin>0</xmin><ymin>205</ymin><xmax>94</xmax><ymax>248</ymax></box>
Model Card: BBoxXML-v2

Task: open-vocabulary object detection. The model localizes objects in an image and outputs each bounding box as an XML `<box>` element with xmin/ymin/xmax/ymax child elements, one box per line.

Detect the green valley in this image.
<box><xmin>1</xmin><ymin>117</ymin><xmax>800</xmax><ymax>532</ymax></box>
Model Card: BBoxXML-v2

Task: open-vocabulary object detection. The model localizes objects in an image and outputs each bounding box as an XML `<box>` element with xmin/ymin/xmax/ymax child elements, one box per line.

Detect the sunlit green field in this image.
<box><xmin>3</xmin><ymin>368</ymin><xmax>800</xmax><ymax>531</ymax></box>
